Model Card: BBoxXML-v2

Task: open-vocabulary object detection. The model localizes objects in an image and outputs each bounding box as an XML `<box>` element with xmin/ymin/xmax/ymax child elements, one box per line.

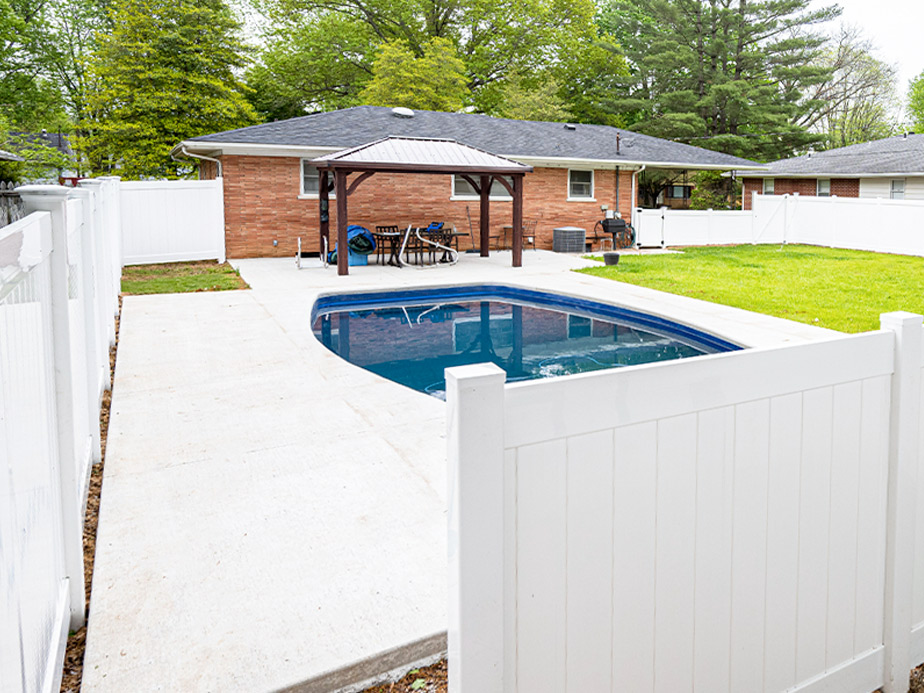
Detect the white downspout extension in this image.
<box><xmin>631</xmin><ymin>165</ymin><xmax>646</xmax><ymax>247</ymax></box>
<box><xmin>176</xmin><ymin>145</ymin><xmax>223</xmax><ymax>178</ymax></box>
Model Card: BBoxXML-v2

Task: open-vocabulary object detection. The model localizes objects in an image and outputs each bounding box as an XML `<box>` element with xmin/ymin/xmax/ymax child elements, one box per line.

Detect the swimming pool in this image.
<box><xmin>311</xmin><ymin>285</ymin><xmax>740</xmax><ymax>398</ymax></box>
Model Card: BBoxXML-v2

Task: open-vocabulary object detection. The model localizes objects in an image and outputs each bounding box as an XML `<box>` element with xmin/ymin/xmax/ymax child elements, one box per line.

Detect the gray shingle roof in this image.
<box><xmin>187</xmin><ymin>106</ymin><xmax>761</xmax><ymax>169</ymax></box>
<box><xmin>758</xmin><ymin>134</ymin><xmax>924</xmax><ymax>176</ymax></box>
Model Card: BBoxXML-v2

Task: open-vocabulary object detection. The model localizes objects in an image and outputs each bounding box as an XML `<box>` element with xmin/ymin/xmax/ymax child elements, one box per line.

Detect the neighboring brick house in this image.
<box><xmin>174</xmin><ymin>106</ymin><xmax>761</xmax><ymax>258</ymax></box>
<box><xmin>740</xmin><ymin>133</ymin><xmax>924</xmax><ymax>210</ymax></box>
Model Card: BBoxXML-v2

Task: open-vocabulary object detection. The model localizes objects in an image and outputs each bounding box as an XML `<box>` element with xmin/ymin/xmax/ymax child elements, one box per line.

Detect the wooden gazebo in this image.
<box><xmin>312</xmin><ymin>136</ymin><xmax>533</xmax><ymax>276</ymax></box>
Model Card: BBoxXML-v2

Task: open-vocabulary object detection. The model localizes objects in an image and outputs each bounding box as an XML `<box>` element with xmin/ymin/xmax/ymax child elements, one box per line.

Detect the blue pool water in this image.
<box><xmin>311</xmin><ymin>285</ymin><xmax>740</xmax><ymax>398</ymax></box>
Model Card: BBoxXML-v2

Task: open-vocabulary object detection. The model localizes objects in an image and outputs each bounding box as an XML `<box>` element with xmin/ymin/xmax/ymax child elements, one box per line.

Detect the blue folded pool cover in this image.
<box><xmin>328</xmin><ymin>225</ymin><xmax>376</xmax><ymax>263</ymax></box>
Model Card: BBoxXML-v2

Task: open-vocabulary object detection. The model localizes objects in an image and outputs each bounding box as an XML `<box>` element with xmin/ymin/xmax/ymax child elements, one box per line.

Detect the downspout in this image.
<box><xmin>173</xmin><ymin>145</ymin><xmax>223</xmax><ymax>178</ymax></box>
<box><xmin>631</xmin><ymin>165</ymin><xmax>646</xmax><ymax>236</ymax></box>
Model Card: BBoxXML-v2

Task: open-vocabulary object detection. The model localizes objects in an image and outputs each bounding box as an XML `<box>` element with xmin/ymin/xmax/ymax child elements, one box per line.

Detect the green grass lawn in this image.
<box><xmin>579</xmin><ymin>245</ymin><xmax>924</xmax><ymax>333</ymax></box>
<box><xmin>121</xmin><ymin>261</ymin><xmax>249</xmax><ymax>295</ymax></box>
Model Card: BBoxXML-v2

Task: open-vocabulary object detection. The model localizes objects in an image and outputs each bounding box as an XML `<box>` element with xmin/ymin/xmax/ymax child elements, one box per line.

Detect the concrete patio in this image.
<box><xmin>82</xmin><ymin>250</ymin><xmax>834</xmax><ymax>692</ymax></box>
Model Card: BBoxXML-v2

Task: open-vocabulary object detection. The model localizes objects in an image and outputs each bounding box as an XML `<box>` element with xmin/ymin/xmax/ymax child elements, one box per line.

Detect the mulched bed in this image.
<box><xmin>60</xmin><ymin>300</ymin><xmax>120</xmax><ymax>693</ymax></box>
<box><xmin>363</xmin><ymin>660</ymin><xmax>924</xmax><ymax>693</ymax></box>
<box><xmin>361</xmin><ymin>659</ymin><xmax>447</xmax><ymax>693</ymax></box>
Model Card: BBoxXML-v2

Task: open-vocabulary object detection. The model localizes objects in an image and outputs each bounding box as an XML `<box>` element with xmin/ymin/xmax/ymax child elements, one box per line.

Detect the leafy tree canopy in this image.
<box><xmin>909</xmin><ymin>71</ymin><xmax>924</xmax><ymax>134</ymax></box>
<box><xmin>804</xmin><ymin>26</ymin><xmax>900</xmax><ymax>149</ymax></box>
<box><xmin>597</xmin><ymin>0</ymin><xmax>842</xmax><ymax>161</ymax></box>
<box><xmin>0</xmin><ymin>0</ymin><xmax>69</xmax><ymax>129</ymax></box>
<box><xmin>246</xmin><ymin>0</ymin><xmax>628</xmax><ymax>121</ymax></box>
<box><xmin>495</xmin><ymin>70</ymin><xmax>573</xmax><ymax>123</ymax></box>
<box><xmin>359</xmin><ymin>37</ymin><xmax>468</xmax><ymax>112</ymax></box>
<box><xmin>84</xmin><ymin>0</ymin><xmax>257</xmax><ymax>179</ymax></box>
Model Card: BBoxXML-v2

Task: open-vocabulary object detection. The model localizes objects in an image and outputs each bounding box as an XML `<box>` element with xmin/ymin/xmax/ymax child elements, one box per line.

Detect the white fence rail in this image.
<box><xmin>635</xmin><ymin>194</ymin><xmax>924</xmax><ymax>256</ymax></box>
<box><xmin>120</xmin><ymin>179</ymin><xmax>224</xmax><ymax>265</ymax></box>
<box><xmin>1</xmin><ymin>180</ymin><xmax>121</xmax><ymax>693</ymax></box>
<box><xmin>448</xmin><ymin>312</ymin><xmax>924</xmax><ymax>692</ymax></box>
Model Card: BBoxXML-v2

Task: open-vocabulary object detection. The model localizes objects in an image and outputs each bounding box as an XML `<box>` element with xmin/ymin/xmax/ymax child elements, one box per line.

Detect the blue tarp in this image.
<box><xmin>328</xmin><ymin>225</ymin><xmax>376</xmax><ymax>263</ymax></box>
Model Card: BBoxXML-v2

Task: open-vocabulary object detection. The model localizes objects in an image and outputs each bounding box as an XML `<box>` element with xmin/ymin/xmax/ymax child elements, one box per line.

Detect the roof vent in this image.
<box><xmin>564</xmin><ymin>123</ymin><xmax>576</xmax><ymax>130</ymax></box>
<box><xmin>392</xmin><ymin>107</ymin><xmax>415</xmax><ymax>118</ymax></box>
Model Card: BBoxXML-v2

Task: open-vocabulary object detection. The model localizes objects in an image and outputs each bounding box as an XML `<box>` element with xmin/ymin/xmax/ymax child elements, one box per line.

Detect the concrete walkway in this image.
<box><xmin>82</xmin><ymin>251</ymin><xmax>832</xmax><ymax>692</ymax></box>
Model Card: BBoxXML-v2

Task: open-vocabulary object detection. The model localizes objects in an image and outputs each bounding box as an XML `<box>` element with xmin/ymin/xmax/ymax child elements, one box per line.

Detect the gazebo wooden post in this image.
<box><xmin>335</xmin><ymin>169</ymin><xmax>349</xmax><ymax>276</ymax></box>
<box><xmin>319</xmin><ymin>169</ymin><xmax>330</xmax><ymax>256</ymax></box>
<box><xmin>512</xmin><ymin>173</ymin><xmax>523</xmax><ymax>267</ymax></box>
<box><xmin>479</xmin><ymin>174</ymin><xmax>491</xmax><ymax>257</ymax></box>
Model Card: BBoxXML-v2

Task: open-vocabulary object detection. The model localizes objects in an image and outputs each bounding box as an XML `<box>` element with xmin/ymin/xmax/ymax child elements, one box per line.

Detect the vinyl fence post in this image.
<box><xmin>880</xmin><ymin>311</ymin><xmax>922</xmax><ymax>693</ymax></box>
<box><xmin>69</xmin><ymin>187</ymin><xmax>103</xmax><ymax>464</ymax></box>
<box><xmin>17</xmin><ymin>185</ymin><xmax>86</xmax><ymax>630</ymax></box>
<box><xmin>446</xmin><ymin>363</ymin><xmax>506</xmax><ymax>693</ymax></box>
<box><xmin>79</xmin><ymin>178</ymin><xmax>115</xmax><ymax>370</ymax></box>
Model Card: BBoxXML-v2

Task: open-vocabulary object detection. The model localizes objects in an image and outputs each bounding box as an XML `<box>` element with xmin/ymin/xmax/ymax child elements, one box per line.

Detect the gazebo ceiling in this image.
<box><xmin>311</xmin><ymin>136</ymin><xmax>533</xmax><ymax>175</ymax></box>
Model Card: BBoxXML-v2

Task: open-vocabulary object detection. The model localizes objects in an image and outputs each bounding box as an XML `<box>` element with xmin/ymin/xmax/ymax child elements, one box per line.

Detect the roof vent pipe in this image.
<box><xmin>616</xmin><ymin>132</ymin><xmax>621</xmax><ymax>155</ymax></box>
<box><xmin>392</xmin><ymin>107</ymin><xmax>415</xmax><ymax>118</ymax></box>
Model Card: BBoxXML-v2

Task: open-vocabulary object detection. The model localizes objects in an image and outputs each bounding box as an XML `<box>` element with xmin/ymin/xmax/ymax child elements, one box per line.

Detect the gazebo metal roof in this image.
<box><xmin>311</xmin><ymin>136</ymin><xmax>532</xmax><ymax>276</ymax></box>
<box><xmin>312</xmin><ymin>135</ymin><xmax>533</xmax><ymax>175</ymax></box>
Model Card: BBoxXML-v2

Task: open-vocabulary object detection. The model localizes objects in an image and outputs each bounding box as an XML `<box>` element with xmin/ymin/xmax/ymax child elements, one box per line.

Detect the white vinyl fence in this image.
<box><xmin>120</xmin><ymin>179</ymin><xmax>224</xmax><ymax>264</ymax></box>
<box><xmin>447</xmin><ymin>312</ymin><xmax>924</xmax><ymax>693</ymax></box>
<box><xmin>1</xmin><ymin>179</ymin><xmax>121</xmax><ymax>693</ymax></box>
<box><xmin>635</xmin><ymin>194</ymin><xmax>924</xmax><ymax>256</ymax></box>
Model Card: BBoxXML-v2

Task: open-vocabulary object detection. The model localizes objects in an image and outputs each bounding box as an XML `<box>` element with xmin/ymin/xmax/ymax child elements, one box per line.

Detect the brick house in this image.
<box><xmin>740</xmin><ymin>133</ymin><xmax>924</xmax><ymax>210</ymax></box>
<box><xmin>174</xmin><ymin>106</ymin><xmax>761</xmax><ymax>258</ymax></box>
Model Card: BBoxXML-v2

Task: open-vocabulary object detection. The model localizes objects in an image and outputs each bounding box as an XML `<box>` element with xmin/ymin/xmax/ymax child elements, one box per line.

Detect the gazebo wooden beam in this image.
<box><xmin>335</xmin><ymin>170</ymin><xmax>348</xmax><ymax>276</ymax></box>
<box><xmin>319</xmin><ymin>170</ymin><xmax>330</xmax><ymax>257</ymax></box>
<box><xmin>479</xmin><ymin>175</ymin><xmax>491</xmax><ymax>258</ymax></box>
<box><xmin>512</xmin><ymin>173</ymin><xmax>523</xmax><ymax>268</ymax></box>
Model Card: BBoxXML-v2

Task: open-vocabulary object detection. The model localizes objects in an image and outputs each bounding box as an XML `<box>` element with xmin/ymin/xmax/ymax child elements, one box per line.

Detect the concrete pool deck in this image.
<box><xmin>82</xmin><ymin>250</ymin><xmax>835</xmax><ymax>692</ymax></box>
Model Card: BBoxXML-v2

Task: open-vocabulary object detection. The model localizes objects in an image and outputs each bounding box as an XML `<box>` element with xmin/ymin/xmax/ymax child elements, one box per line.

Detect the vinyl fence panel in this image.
<box><xmin>120</xmin><ymin>179</ymin><xmax>224</xmax><ymax>265</ymax></box>
<box><xmin>1</xmin><ymin>184</ymin><xmax>122</xmax><ymax>693</ymax></box>
<box><xmin>0</xmin><ymin>212</ymin><xmax>70</xmax><ymax>693</ymax></box>
<box><xmin>448</xmin><ymin>318</ymin><xmax>922</xmax><ymax>692</ymax></box>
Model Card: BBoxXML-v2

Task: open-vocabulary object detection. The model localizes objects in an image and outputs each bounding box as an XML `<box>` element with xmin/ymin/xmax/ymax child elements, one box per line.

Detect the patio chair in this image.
<box><xmin>373</xmin><ymin>225</ymin><xmax>401</xmax><ymax>265</ymax></box>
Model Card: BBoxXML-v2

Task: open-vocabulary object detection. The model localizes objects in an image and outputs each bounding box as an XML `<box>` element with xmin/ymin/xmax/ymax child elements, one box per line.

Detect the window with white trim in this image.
<box><xmin>763</xmin><ymin>178</ymin><xmax>775</xmax><ymax>194</ymax></box>
<box><xmin>568</xmin><ymin>169</ymin><xmax>594</xmax><ymax>199</ymax></box>
<box><xmin>891</xmin><ymin>179</ymin><xmax>905</xmax><ymax>200</ymax></box>
<box><xmin>451</xmin><ymin>174</ymin><xmax>513</xmax><ymax>200</ymax></box>
<box><xmin>817</xmin><ymin>178</ymin><xmax>831</xmax><ymax>197</ymax></box>
<box><xmin>301</xmin><ymin>161</ymin><xmax>334</xmax><ymax>197</ymax></box>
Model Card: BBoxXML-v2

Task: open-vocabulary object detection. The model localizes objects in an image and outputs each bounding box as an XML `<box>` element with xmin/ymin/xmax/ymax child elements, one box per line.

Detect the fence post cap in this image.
<box><xmin>15</xmin><ymin>184</ymin><xmax>71</xmax><ymax>198</ymax></box>
<box><xmin>880</xmin><ymin>312</ymin><xmax>924</xmax><ymax>330</ymax></box>
<box><xmin>445</xmin><ymin>362</ymin><xmax>505</xmax><ymax>388</ymax></box>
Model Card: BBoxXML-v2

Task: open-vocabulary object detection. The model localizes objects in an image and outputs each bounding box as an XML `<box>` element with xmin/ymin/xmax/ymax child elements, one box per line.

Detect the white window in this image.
<box><xmin>891</xmin><ymin>179</ymin><xmax>905</xmax><ymax>200</ymax></box>
<box><xmin>301</xmin><ymin>161</ymin><xmax>334</xmax><ymax>197</ymax></box>
<box><xmin>763</xmin><ymin>178</ymin><xmax>775</xmax><ymax>195</ymax></box>
<box><xmin>817</xmin><ymin>178</ymin><xmax>831</xmax><ymax>197</ymax></box>
<box><xmin>568</xmin><ymin>170</ymin><xmax>594</xmax><ymax>199</ymax></box>
<box><xmin>451</xmin><ymin>174</ymin><xmax>513</xmax><ymax>200</ymax></box>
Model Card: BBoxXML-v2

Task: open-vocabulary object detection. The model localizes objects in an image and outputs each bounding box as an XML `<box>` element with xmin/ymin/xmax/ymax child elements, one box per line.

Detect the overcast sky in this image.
<box><xmin>818</xmin><ymin>0</ymin><xmax>924</xmax><ymax>97</ymax></box>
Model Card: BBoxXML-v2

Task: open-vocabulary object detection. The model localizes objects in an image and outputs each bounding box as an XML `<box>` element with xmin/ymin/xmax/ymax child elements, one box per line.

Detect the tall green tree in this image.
<box><xmin>802</xmin><ymin>26</ymin><xmax>899</xmax><ymax>148</ymax></box>
<box><xmin>598</xmin><ymin>0</ymin><xmax>841</xmax><ymax>160</ymax></box>
<box><xmin>496</xmin><ymin>71</ymin><xmax>573</xmax><ymax>123</ymax></box>
<box><xmin>246</xmin><ymin>0</ymin><xmax>626</xmax><ymax>121</ymax></box>
<box><xmin>359</xmin><ymin>37</ymin><xmax>468</xmax><ymax>111</ymax></box>
<box><xmin>909</xmin><ymin>71</ymin><xmax>924</xmax><ymax>133</ymax></box>
<box><xmin>0</xmin><ymin>0</ymin><xmax>69</xmax><ymax>129</ymax></box>
<box><xmin>84</xmin><ymin>0</ymin><xmax>257</xmax><ymax>178</ymax></box>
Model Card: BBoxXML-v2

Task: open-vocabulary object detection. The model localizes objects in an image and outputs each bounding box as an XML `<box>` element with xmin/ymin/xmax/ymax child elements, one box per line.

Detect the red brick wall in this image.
<box><xmin>741</xmin><ymin>177</ymin><xmax>860</xmax><ymax>210</ymax></box>
<box><xmin>215</xmin><ymin>155</ymin><xmax>636</xmax><ymax>258</ymax></box>
<box><xmin>830</xmin><ymin>178</ymin><xmax>859</xmax><ymax>197</ymax></box>
<box><xmin>742</xmin><ymin>178</ymin><xmax>762</xmax><ymax>210</ymax></box>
